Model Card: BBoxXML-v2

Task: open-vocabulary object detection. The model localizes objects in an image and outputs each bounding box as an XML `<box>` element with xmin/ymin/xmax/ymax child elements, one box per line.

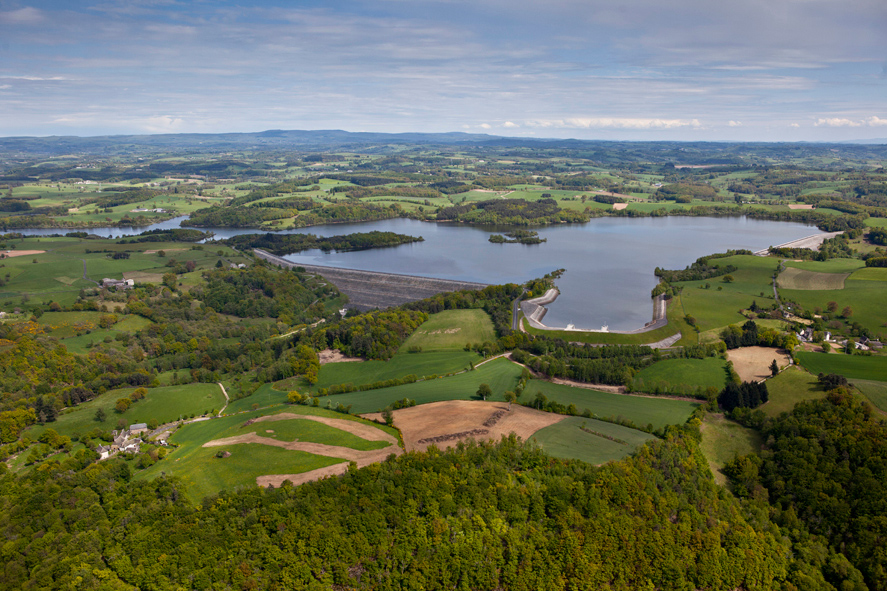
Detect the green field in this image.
<box><xmin>852</xmin><ymin>379</ymin><xmax>887</xmax><ymax>414</ymax></box>
<box><xmin>0</xmin><ymin>236</ymin><xmax>248</xmax><ymax>309</ymax></box>
<box><xmin>761</xmin><ymin>366</ymin><xmax>826</xmax><ymax>416</ymax></box>
<box><xmin>136</xmin><ymin>406</ymin><xmax>397</xmax><ymax>501</ymax></box>
<box><xmin>322</xmin><ymin>358</ymin><xmax>523</xmax><ymax>414</ymax></box>
<box><xmin>677</xmin><ymin>255</ymin><xmax>781</xmax><ymax>334</ymax></box>
<box><xmin>531</xmin><ymin>416</ymin><xmax>655</xmax><ymax>465</ymax></box>
<box><xmin>400</xmin><ymin>309</ymin><xmax>496</xmax><ymax>352</ymax></box>
<box><xmin>526</xmin><ymin>379</ymin><xmax>699</xmax><ymax>430</ymax></box>
<box><xmin>307</xmin><ymin>351</ymin><xmax>480</xmax><ymax>392</ymax></box>
<box><xmin>632</xmin><ymin>357</ymin><xmax>727</xmax><ymax>393</ymax></box>
<box><xmin>699</xmin><ymin>415</ymin><xmax>762</xmax><ymax>485</ymax></box>
<box><xmin>27</xmin><ymin>383</ymin><xmax>228</xmax><ymax>440</ymax></box>
<box><xmin>796</xmin><ymin>351</ymin><xmax>887</xmax><ymax>382</ymax></box>
<box><xmin>781</xmin><ymin>276</ymin><xmax>887</xmax><ymax>340</ymax></box>
<box><xmin>784</xmin><ymin>258</ymin><xmax>865</xmax><ymax>273</ymax></box>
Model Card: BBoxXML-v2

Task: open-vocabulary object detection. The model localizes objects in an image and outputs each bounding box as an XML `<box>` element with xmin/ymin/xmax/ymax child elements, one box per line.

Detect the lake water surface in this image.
<box><xmin>17</xmin><ymin>216</ymin><xmax>822</xmax><ymax>331</ymax></box>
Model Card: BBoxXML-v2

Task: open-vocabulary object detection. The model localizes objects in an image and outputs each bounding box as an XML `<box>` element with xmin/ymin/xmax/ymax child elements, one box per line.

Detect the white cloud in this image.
<box><xmin>790</xmin><ymin>123</ymin><xmax>800</xmax><ymax>128</ymax></box>
<box><xmin>479</xmin><ymin>123</ymin><xmax>491</xmax><ymax>129</ymax></box>
<box><xmin>526</xmin><ymin>117</ymin><xmax>702</xmax><ymax>130</ymax></box>
<box><xmin>814</xmin><ymin>118</ymin><xmax>862</xmax><ymax>127</ymax></box>
<box><xmin>502</xmin><ymin>121</ymin><xmax>519</xmax><ymax>128</ymax></box>
<box><xmin>728</xmin><ymin>120</ymin><xmax>742</xmax><ymax>127</ymax></box>
<box><xmin>867</xmin><ymin>116</ymin><xmax>887</xmax><ymax>127</ymax></box>
<box><xmin>144</xmin><ymin>116</ymin><xmax>185</xmax><ymax>133</ymax></box>
<box><xmin>0</xmin><ymin>7</ymin><xmax>44</xmax><ymax>25</ymax></box>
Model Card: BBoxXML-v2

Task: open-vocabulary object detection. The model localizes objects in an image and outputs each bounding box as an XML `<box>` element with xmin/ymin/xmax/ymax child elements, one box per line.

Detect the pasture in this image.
<box><xmin>852</xmin><ymin>379</ymin><xmax>887</xmax><ymax>414</ymax></box>
<box><xmin>323</xmin><ymin>357</ymin><xmax>524</xmax><ymax>414</ymax></box>
<box><xmin>308</xmin><ymin>350</ymin><xmax>480</xmax><ymax>392</ymax></box>
<box><xmin>526</xmin><ymin>379</ymin><xmax>699</xmax><ymax>430</ymax></box>
<box><xmin>777</xmin><ymin>267</ymin><xmax>849</xmax><ymax>290</ymax></box>
<box><xmin>632</xmin><ymin>357</ymin><xmax>727</xmax><ymax>393</ymax></box>
<box><xmin>399</xmin><ymin>309</ymin><xmax>495</xmax><ymax>352</ymax></box>
<box><xmin>137</xmin><ymin>406</ymin><xmax>398</xmax><ymax>501</ymax></box>
<box><xmin>530</xmin><ymin>416</ymin><xmax>655</xmax><ymax>465</ymax></box>
<box><xmin>796</xmin><ymin>352</ymin><xmax>887</xmax><ymax>382</ymax></box>
<box><xmin>761</xmin><ymin>366</ymin><xmax>826</xmax><ymax>417</ymax></box>
<box><xmin>27</xmin><ymin>383</ymin><xmax>228</xmax><ymax>440</ymax></box>
<box><xmin>699</xmin><ymin>415</ymin><xmax>762</xmax><ymax>485</ymax></box>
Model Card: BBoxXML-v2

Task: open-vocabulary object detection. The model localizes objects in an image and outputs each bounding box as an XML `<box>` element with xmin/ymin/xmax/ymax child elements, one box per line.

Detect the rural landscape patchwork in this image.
<box><xmin>0</xmin><ymin>134</ymin><xmax>885</xmax><ymax>589</ymax></box>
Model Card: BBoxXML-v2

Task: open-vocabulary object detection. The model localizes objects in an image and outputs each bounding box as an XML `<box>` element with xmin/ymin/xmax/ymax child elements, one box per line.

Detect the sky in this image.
<box><xmin>0</xmin><ymin>0</ymin><xmax>885</xmax><ymax>142</ymax></box>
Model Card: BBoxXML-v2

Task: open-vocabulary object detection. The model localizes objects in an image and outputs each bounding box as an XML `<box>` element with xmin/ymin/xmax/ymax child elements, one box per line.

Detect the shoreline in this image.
<box><xmin>520</xmin><ymin>289</ymin><xmax>668</xmax><ymax>335</ymax></box>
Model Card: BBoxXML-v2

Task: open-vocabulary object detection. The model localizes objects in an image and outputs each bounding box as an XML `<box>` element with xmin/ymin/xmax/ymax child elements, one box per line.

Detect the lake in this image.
<box><xmin>14</xmin><ymin>215</ymin><xmax>823</xmax><ymax>331</ymax></box>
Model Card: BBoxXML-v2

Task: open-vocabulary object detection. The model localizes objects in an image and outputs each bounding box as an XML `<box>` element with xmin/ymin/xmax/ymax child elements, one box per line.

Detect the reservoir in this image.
<box><xmin>16</xmin><ymin>216</ymin><xmax>822</xmax><ymax>331</ymax></box>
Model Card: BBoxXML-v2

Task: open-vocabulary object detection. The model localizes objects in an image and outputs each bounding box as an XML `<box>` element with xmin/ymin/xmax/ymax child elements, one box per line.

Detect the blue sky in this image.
<box><xmin>1</xmin><ymin>0</ymin><xmax>885</xmax><ymax>141</ymax></box>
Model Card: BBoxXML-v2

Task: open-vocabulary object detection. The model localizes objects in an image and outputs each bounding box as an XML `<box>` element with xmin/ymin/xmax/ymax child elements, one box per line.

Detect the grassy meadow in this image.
<box><xmin>796</xmin><ymin>352</ymin><xmax>887</xmax><ymax>382</ymax></box>
<box><xmin>531</xmin><ymin>416</ymin><xmax>655</xmax><ymax>465</ymax></box>
<box><xmin>632</xmin><ymin>357</ymin><xmax>727</xmax><ymax>393</ymax></box>
<box><xmin>135</xmin><ymin>406</ymin><xmax>398</xmax><ymax>501</ymax></box>
<box><xmin>399</xmin><ymin>309</ymin><xmax>496</xmax><ymax>352</ymax></box>
<box><xmin>761</xmin><ymin>366</ymin><xmax>826</xmax><ymax>417</ymax></box>
<box><xmin>27</xmin><ymin>383</ymin><xmax>228</xmax><ymax>440</ymax></box>
<box><xmin>525</xmin><ymin>379</ymin><xmax>699</xmax><ymax>430</ymax></box>
<box><xmin>699</xmin><ymin>414</ymin><xmax>762</xmax><ymax>485</ymax></box>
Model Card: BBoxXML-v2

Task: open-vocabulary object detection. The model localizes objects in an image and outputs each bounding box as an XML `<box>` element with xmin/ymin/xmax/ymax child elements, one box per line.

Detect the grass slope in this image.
<box><xmin>526</xmin><ymin>379</ymin><xmax>699</xmax><ymax>430</ymax></box>
<box><xmin>699</xmin><ymin>415</ymin><xmax>762</xmax><ymax>485</ymax></box>
<box><xmin>632</xmin><ymin>357</ymin><xmax>727</xmax><ymax>393</ymax></box>
<box><xmin>796</xmin><ymin>351</ymin><xmax>887</xmax><ymax>382</ymax></box>
<box><xmin>324</xmin><ymin>357</ymin><xmax>523</xmax><ymax>414</ymax></box>
<box><xmin>27</xmin><ymin>383</ymin><xmax>227</xmax><ymax>439</ymax></box>
<box><xmin>307</xmin><ymin>351</ymin><xmax>480</xmax><ymax>392</ymax></box>
<box><xmin>137</xmin><ymin>406</ymin><xmax>395</xmax><ymax>502</ymax></box>
<box><xmin>399</xmin><ymin>309</ymin><xmax>496</xmax><ymax>352</ymax></box>
<box><xmin>761</xmin><ymin>366</ymin><xmax>826</xmax><ymax>417</ymax></box>
<box><xmin>531</xmin><ymin>416</ymin><xmax>655</xmax><ymax>465</ymax></box>
<box><xmin>852</xmin><ymin>379</ymin><xmax>887</xmax><ymax>414</ymax></box>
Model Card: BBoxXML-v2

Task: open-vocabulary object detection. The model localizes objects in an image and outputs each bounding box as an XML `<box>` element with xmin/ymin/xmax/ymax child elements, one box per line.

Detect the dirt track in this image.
<box><xmin>203</xmin><ymin>413</ymin><xmax>401</xmax><ymax>488</ymax></box>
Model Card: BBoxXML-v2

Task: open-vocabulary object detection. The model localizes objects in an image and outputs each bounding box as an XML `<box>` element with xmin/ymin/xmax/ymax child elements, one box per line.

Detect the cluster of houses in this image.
<box><xmin>96</xmin><ymin>423</ymin><xmax>149</xmax><ymax>460</ymax></box>
<box><xmin>796</xmin><ymin>327</ymin><xmax>883</xmax><ymax>352</ymax></box>
<box><xmin>101</xmin><ymin>278</ymin><xmax>135</xmax><ymax>290</ymax></box>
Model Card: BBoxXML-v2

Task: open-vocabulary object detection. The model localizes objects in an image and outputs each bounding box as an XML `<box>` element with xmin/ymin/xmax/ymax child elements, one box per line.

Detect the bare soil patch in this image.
<box><xmin>143</xmin><ymin>248</ymin><xmax>188</xmax><ymax>255</ymax></box>
<box><xmin>778</xmin><ymin>267</ymin><xmax>849</xmax><ymax>290</ymax></box>
<box><xmin>612</xmin><ymin>203</ymin><xmax>628</xmax><ymax>210</ymax></box>
<box><xmin>205</xmin><ymin>413</ymin><xmax>401</xmax><ymax>488</ymax></box>
<box><xmin>788</xmin><ymin>204</ymin><xmax>814</xmax><ymax>210</ymax></box>
<box><xmin>1</xmin><ymin>250</ymin><xmax>45</xmax><ymax>258</ymax></box>
<box><xmin>365</xmin><ymin>400</ymin><xmax>564</xmax><ymax>453</ymax></box>
<box><xmin>124</xmin><ymin>271</ymin><xmax>165</xmax><ymax>284</ymax></box>
<box><xmin>727</xmin><ymin>347</ymin><xmax>791</xmax><ymax>382</ymax></box>
<box><xmin>318</xmin><ymin>349</ymin><xmax>363</xmax><ymax>365</ymax></box>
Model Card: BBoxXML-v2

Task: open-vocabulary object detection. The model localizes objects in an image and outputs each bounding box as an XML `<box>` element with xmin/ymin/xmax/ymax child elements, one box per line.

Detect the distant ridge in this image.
<box><xmin>2</xmin><ymin>129</ymin><xmax>887</xmax><ymax>162</ymax></box>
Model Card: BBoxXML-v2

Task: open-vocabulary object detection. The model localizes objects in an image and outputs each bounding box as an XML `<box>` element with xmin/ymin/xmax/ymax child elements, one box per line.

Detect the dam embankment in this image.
<box><xmin>254</xmin><ymin>249</ymin><xmax>489</xmax><ymax>310</ymax></box>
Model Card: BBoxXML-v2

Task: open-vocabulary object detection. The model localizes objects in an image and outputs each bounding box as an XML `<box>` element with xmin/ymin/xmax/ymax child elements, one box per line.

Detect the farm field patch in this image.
<box><xmin>852</xmin><ymin>379</ymin><xmax>887</xmax><ymax>414</ymax></box>
<box><xmin>761</xmin><ymin>366</ymin><xmax>826</xmax><ymax>416</ymax></box>
<box><xmin>137</xmin><ymin>406</ymin><xmax>398</xmax><ymax>501</ymax></box>
<box><xmin>27</xmin><ymin>383</ymin><xmax>228</xmax><ymax>440</ymax></box>
<box><xmin>400</xmin><ymin>309</ymin><xmax>496</xmax><ymax>352</ymax></box>
<box><xmin>324</xmin><ymin>357</ymin><xmax>523</xmax><ymax>414</ymax></box>
<box><xmin>796</xmin><ymin>352</ymin><xmax>887</xmax><ymax>382</ymax></box>
<box><xmin>632</xmin><ymin>357</ymin><xmax>727</xmax><ymax>393</ymax></box>
<box><xmin>531</xmin><ymin>416</ymin><xmax>655</xmax><ymax>465</ymax></box>
<box><xmin>777</xmin><ymin>267</ymin><xmax>849</xmax><ymax>290</ymax></box>
<box><xmin>526</xmin><ymin>379</ymin><xmax>699</xmax><ymax>430</ymax></box>
<box><xmin>699</xmin><ymin>415</ymin><xmax>762</xmax><ymax>485</ymax></box>
<box><xmin>307</xmin><ymin>351</ymin><xmax>480</xmax><ymax>392</ymax></box>
<box><xmin>727</xmin><ymin>347</ymin><xmax>791</xmax><ymax>383</ymax></box>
